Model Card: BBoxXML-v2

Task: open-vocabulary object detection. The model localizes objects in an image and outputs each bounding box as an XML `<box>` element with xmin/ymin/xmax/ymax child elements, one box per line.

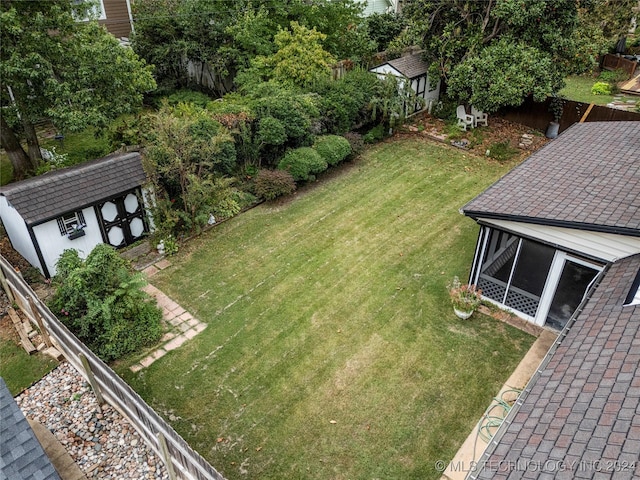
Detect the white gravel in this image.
<box><xmin>16</xmin><ymin>361</ymin><xmax>168</xmax><ymax>479</ymax></box>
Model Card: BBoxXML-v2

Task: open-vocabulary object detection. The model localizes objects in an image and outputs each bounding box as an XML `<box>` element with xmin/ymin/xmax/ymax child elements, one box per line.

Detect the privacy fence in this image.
<box><xmin>499</xmin><ymin>95</ymin><xmax>640</xmax><ymax>135</ymax></box>
<box><xmin>0</xmin><ymin>255</ymin><xmax>225</xmax><ymax>480</ymax></box>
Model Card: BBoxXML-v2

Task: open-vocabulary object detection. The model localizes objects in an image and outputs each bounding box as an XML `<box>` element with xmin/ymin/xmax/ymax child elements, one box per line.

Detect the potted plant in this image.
<box><xmin>546</xmin><ymin>95</ymin><xmax>565</xmax><ymax>139</ymax></box>
<box><xmin>448</xmin><ymin>276</ymin><xmax>482</xmax><ymax>319</ymax></box>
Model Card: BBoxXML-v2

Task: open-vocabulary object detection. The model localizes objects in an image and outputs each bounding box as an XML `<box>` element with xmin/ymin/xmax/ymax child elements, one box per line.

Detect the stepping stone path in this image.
<box><xmin>129</xmin><ymin>262</ymin><xmax>207</xmax><ymax>373</ymax></box>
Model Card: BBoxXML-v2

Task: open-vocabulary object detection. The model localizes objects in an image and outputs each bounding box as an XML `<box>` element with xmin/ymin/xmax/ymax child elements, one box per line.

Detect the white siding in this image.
<box><xmin>479</xmin><ymin>218</ymin><xmax>640</xmax><ymax>262</ymax></box>
<box><xmin>33</xmin><ymin>206</ymin><xmax>104</xmax><ymax>277</ymax></box>
<box><xmin>359</xmin><ymin>0</ymin><xmax>393</xmax><ymax>16</ymax></box>
<box><xmin>0</xmin><ymin>197</ymin><xmax>41</xmax><ymax>272</ymax></box>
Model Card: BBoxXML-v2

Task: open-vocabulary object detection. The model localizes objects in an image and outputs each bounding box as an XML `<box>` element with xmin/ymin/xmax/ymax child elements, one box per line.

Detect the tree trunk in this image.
<box><xmin>21</xmin><ymin>117</ymin><xmax>42</xmax><ymax>171</ymax></box>
<box><xmin>0</xmin><ymin>114</ymin><xmax>30</xmax><ymax>180</ymax></box>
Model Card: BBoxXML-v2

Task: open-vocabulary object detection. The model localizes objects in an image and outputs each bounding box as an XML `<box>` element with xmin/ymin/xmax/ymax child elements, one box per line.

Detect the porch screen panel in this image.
<box><xmin>504</xmin><ymin>240</ymin><xmax>555</xmax><ymax>317</ymax></box>
<box><xmin>476</xmin><ymin>229</ymin><xmax>519</xmax><ymax>304</ymax></box>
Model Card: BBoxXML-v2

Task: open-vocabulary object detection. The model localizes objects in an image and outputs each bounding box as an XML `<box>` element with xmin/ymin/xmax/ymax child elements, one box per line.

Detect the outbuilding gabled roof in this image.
<box><xmin>469</xmin><ymin>254</ymin><xmax>640</xmax><ymax>480</ymax></box>
<box><xmin>0</xmin><ymin>377</ymin><xmax>60</xmax><ymax>480</ymax></box>
<box><xmin>375</xmin><ymin>54</ymin><xmax>428</xmax><ymax>79</ymax></box>
<box><xmin>462</xmin><ymin>121</ymin><xmax>640</xmax><ymax>236</ymax></box>
<box><xmin>0</xmin><ymin>151</ymin><xmax>147</xmax><ymax>225</ymax></box>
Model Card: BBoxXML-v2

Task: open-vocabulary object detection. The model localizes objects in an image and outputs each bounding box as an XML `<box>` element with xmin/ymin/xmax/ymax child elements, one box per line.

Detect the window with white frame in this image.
<box><xmin>74</xmin><ymin>0</ymin><xmax>107</xmax><ymax>21</ymax></box>
<box><xmin>57</xmin><ymin>211</ymin><xmax>86</xmax><ymax>236</ymax></box>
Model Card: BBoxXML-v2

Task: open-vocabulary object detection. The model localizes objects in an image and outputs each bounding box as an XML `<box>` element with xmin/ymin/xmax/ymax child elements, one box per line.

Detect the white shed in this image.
<box><xmin>369</xmin><ymin>53</ymin><xmax>441</xmax><ymax>115</ymax></box>
<box><xmin>0</xmin><ymin>151</ymin><xmax>151</xmax><ymax>278</ymax></box>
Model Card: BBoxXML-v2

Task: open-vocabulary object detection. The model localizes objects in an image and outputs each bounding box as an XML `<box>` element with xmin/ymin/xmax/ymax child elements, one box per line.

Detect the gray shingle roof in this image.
<box><xmin>0</xmin><ymin>377</ymin><xmax>61</xmax><ymax>480</ymax></box>
<box><xmin>462</xmin><ymin>121</ymin><xmax>640</xmax><ymax>236</ymax></box>
<box><xmin>0</xmin><ymin>151</ymin><xmax>147</xmax><ymax>225</ymax></box>
<box><xmin>471</xmin><ymin>254</ymin><xmax>640</xmax><ymax>480</ymax></box>
<box><xmin>381</xmin><ymin>54</ymin><xmax>428</xmax><ymax>79</ymax></box>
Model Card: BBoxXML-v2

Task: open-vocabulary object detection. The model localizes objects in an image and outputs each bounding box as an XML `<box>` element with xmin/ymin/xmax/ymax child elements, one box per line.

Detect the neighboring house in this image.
<box><xmin>462</xmin><ymin>121</ymin><xmax>640</xmax><ymax>331</ymax></box>
<box><xmin>358</xmin><ymin>0</ymin><xmax>401</xmax><ymax>15</ymax></box>
<box><xmin>370</xmin><ymin>53</ymin><xmax>441</xmax><ymax>115</ymax></box>
<box><xmin>0</xmin><ymin>378</ymin><xmax>60</xmax><ymax>480</ymax></box>
<box><xmin>461</xmin><ymin>121</ymin><xmax>640</xmax><ymax>480</ymax></box>
<box><xmin>0</xmin><ymin>152</ymin><xmax>151</xmax><ymax>278</ymax></box>
<box><xmin>80</xmin><ymin>0</ymin><xmax>134</xmax><ymax>41</ymax></box>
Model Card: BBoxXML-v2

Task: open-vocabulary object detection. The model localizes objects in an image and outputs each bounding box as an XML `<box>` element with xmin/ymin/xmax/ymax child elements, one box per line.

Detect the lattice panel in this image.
<box><xmin>478</xmin><ymin>278</ymin><xmax>506</xmax><ymax>303</ymax></box>
<box><xmin>505</xmin><ymin>290</ymin><xmax>539</xmax><ymax>317</ymax></box>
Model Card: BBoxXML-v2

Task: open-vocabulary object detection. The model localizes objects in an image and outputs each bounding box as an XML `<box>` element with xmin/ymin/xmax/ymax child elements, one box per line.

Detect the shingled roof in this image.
<box><xmin>469</xmin><ymin>254</ymin><xmax>640</xmax><ymax>480</ymax></box>
<box><xmin>462</xmin><ymin>121</ymin><xmax>640</xmax><ymax>236</ymax></box>
<box><xmin>381</xmin><ymin>54</ymin><xmax>428</xmax><ymax>79</ymax></box>
<box><xmin>0</xmin><ymin>377</ymin><xmax>60</xmax><ymax>480</ymax></box>
<box><xmin>0</xmin><ymin>151</ymin><xmax>147</xmax><ymax>225</ymax></box>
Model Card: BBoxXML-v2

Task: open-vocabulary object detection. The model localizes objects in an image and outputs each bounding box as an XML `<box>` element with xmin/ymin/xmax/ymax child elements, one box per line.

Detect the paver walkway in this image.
<box><xmin>129</xmin><ymin>262</ymin><xmax>207</xmax><ymax>373</ymax></box>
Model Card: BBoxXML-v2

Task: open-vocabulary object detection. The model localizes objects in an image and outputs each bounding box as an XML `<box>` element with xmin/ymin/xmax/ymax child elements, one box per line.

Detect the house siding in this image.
<box><xmin>100</xmin><ymin>0</ymin><xmax>132</xmax><ymax>38</ymax></box>
<box><xmin>0</xmin><ymin>197</ymin><xmax>41</xmax><ymax>273</ymax></box>
<box><xmin>33</xmin><ymin>206</ymin><xmax>103</xmax><ymax>277</ymax></box>
<box><xmin>479</xmin><ymin>218</ymin><xmax>640</xmax><ymax>263</ymax></box>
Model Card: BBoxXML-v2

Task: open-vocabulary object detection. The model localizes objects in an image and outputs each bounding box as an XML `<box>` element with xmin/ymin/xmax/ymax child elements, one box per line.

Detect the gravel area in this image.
<box><xmin>16</xmin><ymin>362</ymin><xmax>168</xmax><ymax>479</ymax></box>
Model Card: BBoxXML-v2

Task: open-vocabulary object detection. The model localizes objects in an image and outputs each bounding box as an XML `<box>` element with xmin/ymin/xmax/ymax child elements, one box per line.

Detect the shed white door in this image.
<box><xmin>97</xmin><ymin>191</ymin><xmax>148</xmax><ymax>248</ymax></box>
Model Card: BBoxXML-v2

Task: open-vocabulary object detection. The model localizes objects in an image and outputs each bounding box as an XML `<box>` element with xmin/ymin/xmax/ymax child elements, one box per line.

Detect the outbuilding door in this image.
<box><xmin>96</xmin><ymin>190</ymin><xmax>148</xmax><ymax>248</ymax></box>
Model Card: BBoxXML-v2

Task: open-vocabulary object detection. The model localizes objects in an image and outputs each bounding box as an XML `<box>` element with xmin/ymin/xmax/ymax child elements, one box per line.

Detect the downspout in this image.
<box><xmin>125</xmin><ymin>0</ymin><xmax>135</xmax><ymax>35</ymax></box>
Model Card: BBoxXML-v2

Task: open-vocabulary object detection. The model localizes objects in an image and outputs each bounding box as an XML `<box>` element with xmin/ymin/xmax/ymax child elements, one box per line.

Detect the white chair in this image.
<box><xmin>456</xmin><ymin>105</ymin><xmax>474</xmax><ymax>131</ymax></box>
<box><xmin>471</xmin><ymin>106</ymin><xmax>488</xmax><ymax>127</ymax></box>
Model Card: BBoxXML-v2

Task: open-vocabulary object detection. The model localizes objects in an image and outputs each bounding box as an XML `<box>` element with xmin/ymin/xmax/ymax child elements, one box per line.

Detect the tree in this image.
<box><xmin>402</xmin><ymin>0</ymin><xmax>585</xmax><ymax>112</ymax></box>
<box><xmin>237</xmin><ymin>22</ymin><xmax>337</xmax><ymax>91</ymax></box>
<box><xmin>0</xmin><ymin>0</ymin><xmax>155</xmax><ymax>179</ymax></box>
<box><xmin>143</xmin><ymin>103</ymin><xmax>241</xmax><ymax>235</ymax></box>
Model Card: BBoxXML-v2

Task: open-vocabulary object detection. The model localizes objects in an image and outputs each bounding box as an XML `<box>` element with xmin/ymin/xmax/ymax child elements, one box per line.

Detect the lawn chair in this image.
<box><xmin>471</xmin><ymin>105</ymin><xmax>488</xmax><ymax>127</ymax></box>
<box><xmin>456</xmin><ymin>105</ymin><xmax>474</xmax><ymax>131</ymax></box>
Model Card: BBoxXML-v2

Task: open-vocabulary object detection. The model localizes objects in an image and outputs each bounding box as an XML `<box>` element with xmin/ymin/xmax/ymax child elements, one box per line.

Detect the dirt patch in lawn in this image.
<box><xmin>398</xmin><ymin>112</ymin><xmax>549</xmax><ymax>162</ymax></box>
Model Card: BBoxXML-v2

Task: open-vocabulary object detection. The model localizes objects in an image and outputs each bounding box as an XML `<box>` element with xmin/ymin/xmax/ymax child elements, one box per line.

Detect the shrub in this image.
<box><xmin>343</xmin><ymin>132</ymin><xmax>364</xmax><ymax>158</ymax></box>
<box><xmin>277</xmin><ymin>147</ymin><xmax>327</xmax><ymax>182</ymax></box>
<box><xmin>254</xmin><ymin>169</ymin><xmax>297</xmax><ymax>200</ymax></box>
<box><xmin>49</xmin><ymin>245</ymin><xmax>163</xmax><ymax>362</ymax></box>
<box><xmin>591</xmin><ymin>81</ymin><xmax>612</xmax><ymax>95</ymax></box>
<box><xmin>166</xmin><ymin>89</ymin><xmax>212</xmax><ymax>108</ymax></box>
<box><xmin>598</xmin><ymin>69</ymin><xmax>629</xmax><ymax>84</ymax></box>
<box><xmin>363</xmin><ymin>124</ymin><xmax>385</xmax><ymax>143</ymax></box>
<box><xmin>487</xmin><ymin>141</ymin><xmax>519</xmax><ymax>162</ymax></box>
<box><xmin>313</xmin><ymin>135</ymin><xmax>352</xmax><ymax>166</ymax></box>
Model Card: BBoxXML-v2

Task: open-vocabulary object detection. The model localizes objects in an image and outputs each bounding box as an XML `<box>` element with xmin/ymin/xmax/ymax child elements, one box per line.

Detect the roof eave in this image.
<box><xmin>462</xmin><ymin>211</ymin><xmax>640</xmax><ymax>238</ymax></box>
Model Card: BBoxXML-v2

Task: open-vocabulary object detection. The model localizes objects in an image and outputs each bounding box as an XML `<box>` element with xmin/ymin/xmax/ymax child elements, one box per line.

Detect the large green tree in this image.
<box><xmin>0</xmin><ymin>0</ymin><xmax>155</xmax><ymax>179</ymax></box>
<box><xmin>402</xmin><ymin>0</ymin><xmax>584</xmax><ymax>112</ymax></box>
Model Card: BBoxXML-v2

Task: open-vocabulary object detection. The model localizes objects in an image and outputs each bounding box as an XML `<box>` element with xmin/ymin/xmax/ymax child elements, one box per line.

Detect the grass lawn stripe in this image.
<box><xmin>119</xmin><ymin>138</ymin><xmax>534</xmax><ymax>480</ymax></box>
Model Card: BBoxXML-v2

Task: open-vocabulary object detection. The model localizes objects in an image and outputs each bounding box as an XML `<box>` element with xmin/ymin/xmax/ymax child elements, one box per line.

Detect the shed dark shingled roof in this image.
<box><xmin>0</xmin><ymin>151</ymin><xmax>147</xmax><ymax>225</ymax></box>
<box><xmin>383</xmin><ymin>54</ymin><xmax>428</xmax><ymax>79</ymax></box>
<box><xmin>469</xmin><ymin>254</ymin><xmax>640</xmax><ymax>480</ymax></box>
<box><xmin>462</xmin><ymin>121</ymin><xmax>640</xmax><ymax>236</ymax></box>
<box><xmin>0</xmin><ymin>377</ymin><xmax>60</xmax><ymax>480</ymax></box>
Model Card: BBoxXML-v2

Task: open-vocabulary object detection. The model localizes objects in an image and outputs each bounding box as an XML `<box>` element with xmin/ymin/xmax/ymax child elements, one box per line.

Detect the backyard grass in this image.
<box><xmin>118</xmin><ymin>138</ymin><xmax>535</xmax><ymax>479</ymax></box>
<box><xmin>0</xmin><ymin>335</ymin><xmax>58</xmax><ymax>395</ymax></box>
<box><xmin>560</xmin><ymin>74</ymin><xmax>639</xmax><ymax>106</ymax></box>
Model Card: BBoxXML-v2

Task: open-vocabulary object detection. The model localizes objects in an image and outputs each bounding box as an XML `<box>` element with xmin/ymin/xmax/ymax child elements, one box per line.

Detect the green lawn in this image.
<box><xmin>119</xmin><ymin>138</ymin><xmax>535</xmax><ymax>480</ymax></box>
<box><xmin>0</xmin><ymin>336</ymin><xmax>58</xmax><ymax>395</ymax></box>
<box><xmin>560</xmin><ymin>75</ymin><xmax>639</xmax><ymax>106</ymax></box>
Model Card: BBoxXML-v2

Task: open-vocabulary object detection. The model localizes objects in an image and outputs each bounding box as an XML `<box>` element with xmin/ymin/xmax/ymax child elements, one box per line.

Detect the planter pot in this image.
<box><xmin>68</xmin><ymin>229</ymin><xmax>86</xmax><ymax>240</ymax></box>
<box><xmin>545</xmin><ymin>121</ymin><xmax>560</xmax><ymax>139</ymax></box>
<box><xmin>454</xmin><ymin>307</ymin><xmax>474</xmax><ymax>320</ymax></box>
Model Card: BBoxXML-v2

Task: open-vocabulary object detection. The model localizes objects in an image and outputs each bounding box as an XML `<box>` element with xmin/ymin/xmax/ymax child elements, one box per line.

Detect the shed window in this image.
<box><xmin>57</xmin><ymin>211</ymin><xmax>86</xmax><ymax>236</ymax></box>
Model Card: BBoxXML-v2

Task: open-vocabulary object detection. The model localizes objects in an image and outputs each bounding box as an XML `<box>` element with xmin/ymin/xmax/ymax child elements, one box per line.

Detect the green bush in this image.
<box><xmin>313</xmin><ymin>135</ymin><xmax>352</xmax><ymax>166</ymax></box>
<box><xmin>487</xmin><ymin>141</ymin><xmax>519</xmax><ymax>162</ymax></box>
<box><xmin>166</xmin><ymin>89</ymin><xmax>212</xmax><ymax>108</ymax></box>
<box><xmin>49</xmin><ymin>245</ymin><xmax>163</xmax><ymax>362</ymax></box>
<box><xmin>363</xmin><ymin>124</ymin><xmax>385</xmax><ymax>144</ymax></box>
<box><xmin>278</xmin><ymin>147</ymin><xmax>327</xmax><ymax>182</ymax></box>
<box><xmin>597</xmin><ymin>69</ymin><xmax>629</xmax><ymax>84</ymax></box>
<box><xmin>254</xmin><ymin>169</ymin><xmax>297</xmax><ymax>200</ymax></box>
<box><xmin>591</xmin><ymin>81</ymin><xmax>612</xmax><ymax>95</ymax></box>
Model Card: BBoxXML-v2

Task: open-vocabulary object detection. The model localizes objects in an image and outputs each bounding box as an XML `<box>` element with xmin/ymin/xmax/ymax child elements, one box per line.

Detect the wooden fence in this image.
<box><xmin>499</xmin><ymin>95</ymin><xmax>640</xmax><ymax>135</ymax></box>
<box><xmin>601</xmin><ymin>53</ymin><xmax>638</xmax><ymax>76</ymax></box>
<box><xmin>0</xmin><ymin>255</ymin><xmax>225</xmax><ymax>480</ymax></box>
